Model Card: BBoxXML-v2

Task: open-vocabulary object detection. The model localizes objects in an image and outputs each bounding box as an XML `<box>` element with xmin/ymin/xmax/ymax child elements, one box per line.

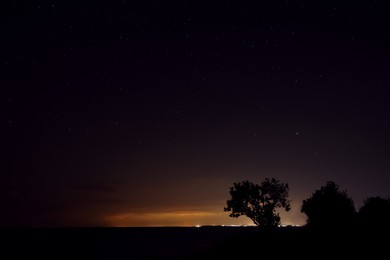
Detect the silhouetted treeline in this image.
<box><xmin>301</xmin><ymin>181</ymin><xmax>390</xmax><ymax>232</ymax></box>
<box><xmin>225</xmin><ymin>179</ymin><xmax>389</xmax><ymax>232</ymax></box>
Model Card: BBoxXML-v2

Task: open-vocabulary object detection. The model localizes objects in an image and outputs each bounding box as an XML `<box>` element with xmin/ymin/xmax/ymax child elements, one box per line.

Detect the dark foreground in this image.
<box><xmin>0</xmin><ymin>226</ymin><xmax>387</xmax><ymax>259</ymax></box>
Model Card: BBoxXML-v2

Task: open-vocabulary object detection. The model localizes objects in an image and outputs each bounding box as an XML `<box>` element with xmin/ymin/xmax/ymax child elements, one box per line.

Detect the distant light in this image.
<box><xmin>193</xmin><ymin>224</ymin><xmax>258</xmax><ymax>228</ymax></box>
<box><xmin>278</xmin><ymin>224</ymin><xmax>302</xmax><ymax>227</ymax></box>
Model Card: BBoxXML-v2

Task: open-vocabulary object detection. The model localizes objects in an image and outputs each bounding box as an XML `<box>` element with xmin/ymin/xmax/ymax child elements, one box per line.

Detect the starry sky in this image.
<box><xmin>2</xmin><ymin>0</ymin><xmax>390</xmax><ymax>227</ymax></box>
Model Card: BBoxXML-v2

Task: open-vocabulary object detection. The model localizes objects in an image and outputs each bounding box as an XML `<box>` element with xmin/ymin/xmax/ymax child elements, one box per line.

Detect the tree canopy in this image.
<box><xmin>358</xmin><ymin>196</ymin><xmax>390</xmax><ymax>229</ymax></box>
<box><xmin>224</xmin><ymin>178</ymin><xmax>291</xmax><ymax>228</ymax></box>
<box><xmin>301</xmin><ymin>181</ymin><xmax>356</xmax><ymax>228</ymax></box>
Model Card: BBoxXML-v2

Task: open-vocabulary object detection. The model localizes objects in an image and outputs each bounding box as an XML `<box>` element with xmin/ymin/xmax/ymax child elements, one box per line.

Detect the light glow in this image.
<box><xmin>104</xmin><ymin>210</ymin><xmax>253</xmax><ymax>227</ymax></box>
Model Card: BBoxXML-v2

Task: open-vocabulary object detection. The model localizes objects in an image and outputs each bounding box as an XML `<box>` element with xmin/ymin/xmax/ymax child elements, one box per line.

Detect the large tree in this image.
<box><xmin>301</xmin><ymin>181</ymin><xmax>356</xmax><ymax>228</ymax></box>
<box><xmin>224</xmin><ymin>178</ymin><xmax>291</xmax><ymax>228</ymax></box>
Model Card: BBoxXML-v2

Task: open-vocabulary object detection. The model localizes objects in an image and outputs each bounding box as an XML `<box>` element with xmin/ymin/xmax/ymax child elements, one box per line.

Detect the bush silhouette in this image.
<box><xmin>358</xmin><ymin>196</ymin><xmax>390</xmax><ymax>230</ymax></box>
<box><xmin>224</xmin><ymin>178</ymin><xmax>291</xmax><ymax>228</ymax></box>
<box><xmin>301</xmin><ymin>181</ymin><xmax>355</xmax><ymax>229</ymax></box>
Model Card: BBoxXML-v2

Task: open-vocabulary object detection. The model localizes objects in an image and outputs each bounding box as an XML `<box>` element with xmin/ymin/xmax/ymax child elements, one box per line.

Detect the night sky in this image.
<box><xmin>2</xmin><ymin>0</ymin><xmax>390</xmax><ymax>227</ymax></box>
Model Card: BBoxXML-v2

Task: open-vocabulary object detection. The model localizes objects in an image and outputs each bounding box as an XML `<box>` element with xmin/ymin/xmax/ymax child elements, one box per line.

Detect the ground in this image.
<box><xmin>0</xmin><ymin>226</ymin><xmax>386</xmax><ymax>259</ymax></box>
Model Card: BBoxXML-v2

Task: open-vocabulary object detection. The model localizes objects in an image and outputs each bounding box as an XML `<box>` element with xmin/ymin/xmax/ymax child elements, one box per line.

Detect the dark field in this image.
<box><xmin>0</xmin><ymin>226</ymin><xmax>386</xmax><ymax>259</ymax></box>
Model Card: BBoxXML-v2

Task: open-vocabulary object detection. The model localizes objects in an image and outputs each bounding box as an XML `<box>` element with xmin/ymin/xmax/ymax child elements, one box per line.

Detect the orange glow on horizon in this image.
<box><xmin>103</xmin><ymin>206</ymin><xmax>305</xmax><ymax>227</ymax></box>
<box><xmin>105</xmin><ymin>210</ymin><xmax>253</xmax><ymax>227</ymax></box>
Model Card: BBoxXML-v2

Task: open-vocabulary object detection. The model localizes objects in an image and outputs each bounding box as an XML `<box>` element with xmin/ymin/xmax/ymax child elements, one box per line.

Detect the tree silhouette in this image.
<box><xmin>301</xmin><ymin>181</ymin><xmax>355</xmax><ymax>228</ymax></box>
<box><xmin>224</xmin><ymin>178</ymin><xmax>291</xmax><ymax>228</ymax></box>
<box><xmin>358</xmin><ymin>196</ymin><xmax>390</xmax><ymax>229</ymax></box>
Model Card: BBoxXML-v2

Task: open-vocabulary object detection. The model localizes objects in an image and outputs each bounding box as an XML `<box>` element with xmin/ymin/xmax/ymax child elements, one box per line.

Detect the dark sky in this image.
<box><xmin>2</xmin><ymin>0</ymin><xmax>390</xmax><ymax>227</ymax></box>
